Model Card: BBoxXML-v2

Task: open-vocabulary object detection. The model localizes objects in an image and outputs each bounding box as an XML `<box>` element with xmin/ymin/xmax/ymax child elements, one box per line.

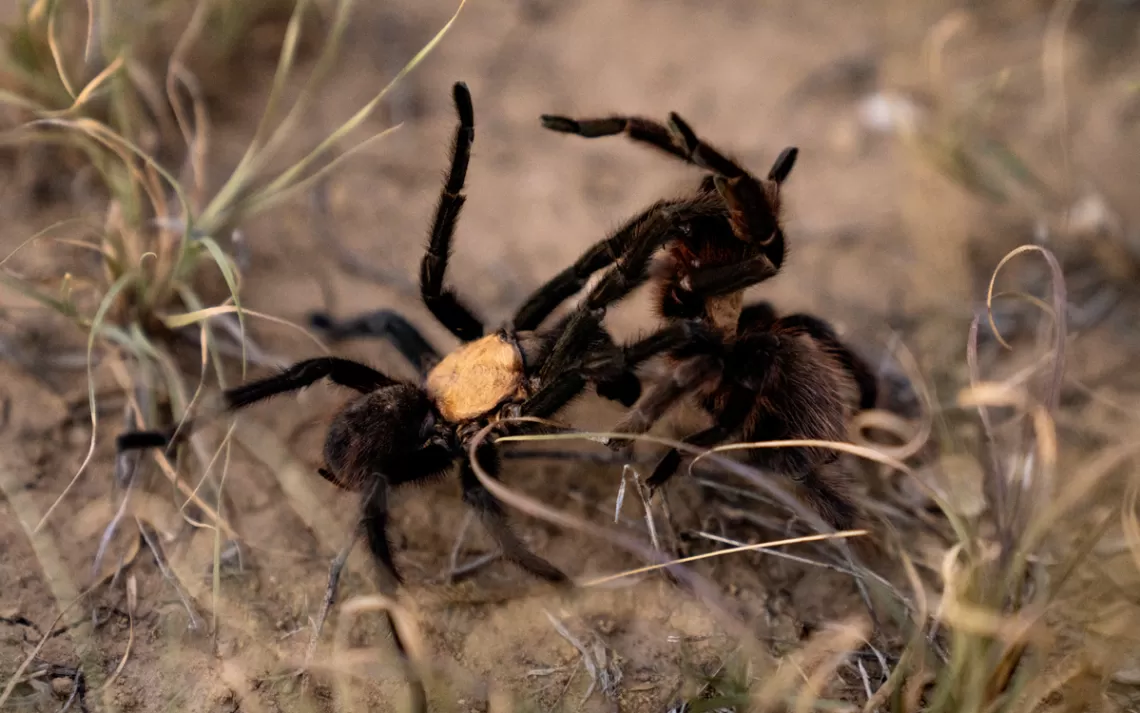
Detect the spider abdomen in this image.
<box><xmin>709</xmin><ymin>332</ymin><xmax>858</xmax><ymax>477</ymax></box>
<box><xmin>424</xmin><ymin>333</ymin><xmax>527</xmax><ymax>422</ymax></box>
<box><xmin>324</xmin><ymin>384</ymin><xmax>442</xmax><ymax>490</ymax></box>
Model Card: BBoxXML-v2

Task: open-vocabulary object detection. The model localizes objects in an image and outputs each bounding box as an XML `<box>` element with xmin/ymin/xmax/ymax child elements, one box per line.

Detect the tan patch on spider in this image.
<box><xmin>425</xmin><ymin>334</ymin><xmax>527</xmax><ymax>422</ymax></box>
<box><xmin>705</xmin><ymin>291</ymin><xmax>744</xmax><ymax>336</ymax></box>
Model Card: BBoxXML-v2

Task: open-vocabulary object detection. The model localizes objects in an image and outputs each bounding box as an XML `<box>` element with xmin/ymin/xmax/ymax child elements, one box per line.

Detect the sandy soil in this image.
<box><xmin>3</xmin><ymin>0</ymin><xmax>1140</xmax><ymax>711</ymax></box>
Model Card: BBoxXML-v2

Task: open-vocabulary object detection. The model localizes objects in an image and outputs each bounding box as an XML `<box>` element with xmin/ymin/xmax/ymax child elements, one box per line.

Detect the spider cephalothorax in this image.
<box><xmin>517</xmin><ymin>106</ymin><xmax>879</xmax><ymax>530</ymax></box>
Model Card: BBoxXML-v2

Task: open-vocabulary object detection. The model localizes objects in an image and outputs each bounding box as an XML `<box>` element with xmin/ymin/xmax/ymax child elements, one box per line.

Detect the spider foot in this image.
<box><xmin>666</xmin><ymin>112</ymin><xmax>699</xmax><ymax>155</ymax></box>
<box><xmin>540</xmin><ymin>114</ymin><xmax>581</xmax><ymax>133</ymax></box>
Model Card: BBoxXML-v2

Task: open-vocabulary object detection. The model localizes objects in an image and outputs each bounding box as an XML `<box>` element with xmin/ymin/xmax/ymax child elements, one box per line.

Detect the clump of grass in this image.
<box><xmin>0</xmin><ymin>0</ymin><xmax>468</xmax><ymax>706</ymax></box>
<box><xmin>885</xmin><ymin>11</ymin><xmax>1057</xmax><ymax>213</ymax></box>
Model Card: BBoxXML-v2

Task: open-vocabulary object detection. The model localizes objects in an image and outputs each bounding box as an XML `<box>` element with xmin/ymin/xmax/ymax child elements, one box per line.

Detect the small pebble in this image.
<box><xmin>1112</xmin><ymin>665</ymin><xmax>1140</xmax><ymax>686</ymax></box>
<box><xmin>51</xmin><ymin>676</ymin><xmax>73</xmax><ymax>698</ymax></box>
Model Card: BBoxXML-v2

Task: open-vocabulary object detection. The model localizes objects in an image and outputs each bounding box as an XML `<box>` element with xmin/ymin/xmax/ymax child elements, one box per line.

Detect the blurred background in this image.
<box><xmin>2</xmin><ymin>0</ymin><xmax>1139</xmax><ymax>711</ymax></box>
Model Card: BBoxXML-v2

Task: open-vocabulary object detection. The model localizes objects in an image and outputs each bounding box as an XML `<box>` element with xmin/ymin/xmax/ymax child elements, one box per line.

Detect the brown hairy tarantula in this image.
<box><xmin>519</xmin><ymin>108</ymin><xmax>880</xmax><ymax>530</ymax></box>
<box><xmin>116</xmin><ymin>83</ymin><xmax>707</xmax><ymax>619</ymax></box>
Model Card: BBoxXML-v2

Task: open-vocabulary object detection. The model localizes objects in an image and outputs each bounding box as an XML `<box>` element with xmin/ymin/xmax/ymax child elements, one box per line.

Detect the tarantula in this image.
<box><xmin>522</xmin><ymin>108</ymin><xmax>879</xmax><ymax>530</ymax></box>
<box><xmin>116</xmin><ymin>83</ymin><xmax>706</xmax><ymax>641</ymax></box>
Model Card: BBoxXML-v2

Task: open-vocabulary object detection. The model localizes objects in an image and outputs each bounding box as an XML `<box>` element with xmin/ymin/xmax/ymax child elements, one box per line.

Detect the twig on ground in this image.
<box><xmin>445</xmin><ymin>510</ymin><xmax>475</xmax><ymax>580</ymax></box>
<box><xmin>448</xmin><ymin>551</ymin><xmax>501</xmax><ymax>581</ymax></box>
<box><xmin>631</xmin><ymin>467</ymin><xmax>661</xmax><ymax>553</ymax></box>
<box><xmin>544</xmin><ymin>611</ymin><xmax>600</xmax><ymax>708</ymax></box>
<box><xmin>137</xmin><ymin>521</ymin><xmax>203</xmax><ymax>631</ymax></box>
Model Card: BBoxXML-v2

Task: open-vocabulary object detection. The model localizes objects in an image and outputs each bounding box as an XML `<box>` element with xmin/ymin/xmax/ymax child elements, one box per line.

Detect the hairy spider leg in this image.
<box><xmin>516</xmin><ymin>207</ymin><xmax>710</xmax><ymax>418</ymax></box>
<box><xmin>303</xmin><ymin>482</ymin><xmax>427</xmax><ymax>711</ymax></box>
<box><xmin>307</xmin><ymin>309</ymin><xmax>443</xmax><ymax>376</ymax></box>
<box><xmin>115</xmin><ymin>357</ymin><xmax>396</xmax><ymax>455</ymax></box>
<box><xmin>644</xmin><ymin>383</ymin><xmax>760</xmax><ymax>490</ymax></box>
<box><xmin>606</xmin><ymin>353</ymin><xmax>722</xmax><ymax>449</ymax></box>
<box><xmin>540</xmin><ymin>114</ymin><xmax>693</xmax><ymax>162</ymax></box>
<box><xmin>683</xmin><ymin>255</ymin><xmax>780</xmax><ymax>299</ymax></box>
<box><xmin>664</xmin><ymin>112</ymin><xmax>795</xmax><ymax>250</ymax></box>
<box><xmin>458</xmin><ymin>444</ymin><xmax>569</xmax><ymax>582</ymax></box>
<box><xmin>540</xmin><ymin>110</ymin><xmax>797</xmax><ymax>195</ymax></box>
<box><xmin>510</xmin><ymin>198</ymin><xmax>681</xmax><ymax>332</ymax></box>
<box><xmin>419</xmin><ymin>81</ymin><xmax>485</xmax><ymax>342</ymax></box>
<box><xmin>225</xmin><ymin>357</ymin><xmax>396</xmax><ymax>408</ymax></box>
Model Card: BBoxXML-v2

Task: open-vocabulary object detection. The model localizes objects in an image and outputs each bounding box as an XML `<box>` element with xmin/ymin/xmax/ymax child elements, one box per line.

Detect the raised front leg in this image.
<box><xmin>666</xmin><ymin>112</ymin><xmax>796</xmax><ymax>248</ymax></box>
<box><xmin>511</xmin><ymin>198</ymin><xmax>680</xmax><ymax>332</ymax></box>
<box><xmin>540</xmin><ymin>114</ymin><xmax>692</xmax><ymax>162</ymax></box>
<box><xmin>419</xmin><ymin>81</ymin><xmax>485</xmax><ymax>342</ymax></box>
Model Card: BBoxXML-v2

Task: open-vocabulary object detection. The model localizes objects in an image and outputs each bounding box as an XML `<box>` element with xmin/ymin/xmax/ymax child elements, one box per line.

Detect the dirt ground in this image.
<box><xmin>3</xmin><ymin>0</ymin><xmax>1140</xmax><ymax>711</ymax></box>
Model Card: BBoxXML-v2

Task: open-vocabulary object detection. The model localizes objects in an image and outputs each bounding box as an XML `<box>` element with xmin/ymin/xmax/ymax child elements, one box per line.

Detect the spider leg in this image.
<box><xmin>361</xmin><ymin>478</ymin><xmax>403</xmax><ymax>587</ymax></box>
<box><xmin>225</xmin><ymin>357</ymin><xmax>396</xmax><ymax>409</ymax></box>
<box><xmin>460</xmin><ymin>445</ymin><xmax>569</xmax><ymax>583</ymax></box>
<box><xmin>304</xmin><ymin>518</ymin><xmax>363</xmax><ymax>666</ymax></box>
<box><xmin>682</xmin><ymin>254</ymin><xmax>779</xmax><ymax>298</ymax></box>
<box><xmin>663</xmin><ymin>112</ymin><xmax>752</xmax><ymax>179</ymax></box>
<box><xmin>607</xmin><ymin>354</ymin><xmax>721</xmax><ymax>451</ymax></box>
<box><xmin>517</xmin><ymin>317</ymin><xmax>711</xmax><ymax>416</ymax></box>
<box><xmin>115</xmin><ymin>358</ymin><xmax>397</xmax><ymax>456</ymax></box>
<box><xmin>645</xmin><ymin>385</ymin><xmax>757</xmax><ymax>491</ymax></box>
<box><xmin>590</xmin><ymin>316</ymin><xmax>720</xmax><ymax>406</ymax></box>
<box><xmin>534</xmin><ymin>205</ymin><xmax>678</xmax><ymax>387</ymax></box>
<box><xmin>511</xmin><ymin>199</ymin><xmax>679</xmax><ymax>332</ymax></box>
<box><xmin>664</xmin><ymin>114</ymin><xmax>800</xmax><ymax>187</ymax></box>
<box><xmin>519</xmin><ymin>373</ymin><xmax>588</xmax><ymax>419</ymax></box>
<box><xmin>540</xmin><ymin>114</ymin><xmax>692</xmax><ymax>162</ymax></box>
<box><xmin>308</xmin><ymin>310</ymin><xmax>442</xmax><ymax>375</ymax></box>
<box><xmin>793</xmin><ymin>465</ymin><xmax>858</xmax><ymax>531</ymax></box>
<box><xmin>116</xmin><ymin>430</ymin><xmax>178</xmax><ymax>452</ymax></box>
<box><xmin>357</xmin><ymin>480</ymin><xmax>429</xmax><ymax>711</ymax></box>
<box><xmin>667</xmin><ymin>112</ymin><xmax>797</xmax><ymax>248</ymax></box>
<box><xmin>419</xmin><ymin>81</ymin><xmax>485</xmax><ymax>342</ymax></box>
<box><xmin>658</xmin><ymin>255</ymin><xmax>780</xmax><ymax>322</ymax></box>
<box><xmin>768</xmin><ymin>146</ymin><xmax>799</xmax><ymax>183</ymax></box>
<box><xmin>619</xmin><ymin>319</ymin><xmax>713</xmax><ymax>368</ymax></box>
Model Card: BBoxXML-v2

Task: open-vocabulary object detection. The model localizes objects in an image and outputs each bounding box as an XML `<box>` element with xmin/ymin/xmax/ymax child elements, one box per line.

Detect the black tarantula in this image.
<box><xmin>517</xmin><ymin>109</ymin><xmax>880</xmax><ymax>530</ymax></box>
<box><xmin>117</xmin><ymin>83</ymin><xmax>707</xmax><ymax>620</ymax></box>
